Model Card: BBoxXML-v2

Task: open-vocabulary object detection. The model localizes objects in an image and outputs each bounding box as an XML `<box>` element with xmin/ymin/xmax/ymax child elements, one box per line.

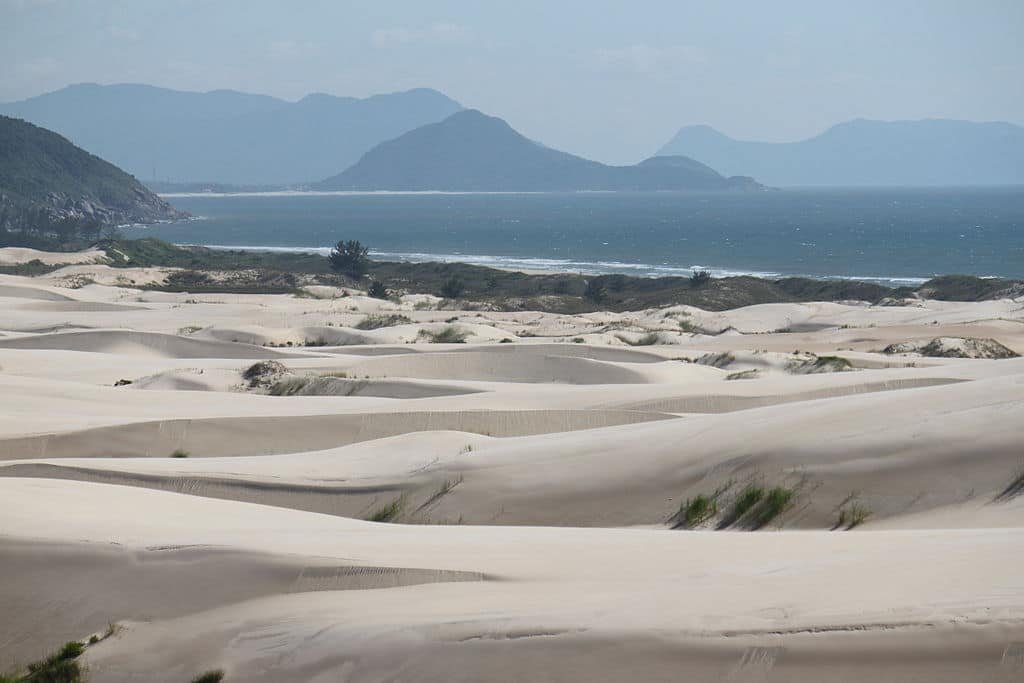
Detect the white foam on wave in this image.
<box><xmin>158</xmin><ymin>190</ymin><xmax>545</xmax><ymax>198</ymax></box>
<box><xmin>186</xmin><ymin>244</ymin><xmax>931</xmax><ymax>286</ymax></box>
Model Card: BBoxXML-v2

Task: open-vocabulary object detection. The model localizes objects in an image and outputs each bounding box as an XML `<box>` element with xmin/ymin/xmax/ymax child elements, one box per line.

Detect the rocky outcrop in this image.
<box><xmin>0</xmin><ymin>115</ymin><xmax>187</xmax><ymax>236</ymax></box>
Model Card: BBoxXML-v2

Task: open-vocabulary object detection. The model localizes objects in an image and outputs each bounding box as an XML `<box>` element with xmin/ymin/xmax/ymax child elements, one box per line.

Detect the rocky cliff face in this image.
<box><xmin>0</xmin><ymin>115</ymin><xmax>187</xmax><ymax>236</ymax></box>
<box><xmin>35</xmin><ymin>187</ymin><xmax>186</xmax><ymax>226</ymax></box>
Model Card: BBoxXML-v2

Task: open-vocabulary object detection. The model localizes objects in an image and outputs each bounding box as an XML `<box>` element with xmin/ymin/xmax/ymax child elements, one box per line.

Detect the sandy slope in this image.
<box><xmin>0</xmin><ymin>247</ymin><xmax>105</xmax><ymax>265</ymax></box>
<box><xmin>0</xmin><ymin>270</ymin><xmax>1022</xmax><ymax>681</ymax></box>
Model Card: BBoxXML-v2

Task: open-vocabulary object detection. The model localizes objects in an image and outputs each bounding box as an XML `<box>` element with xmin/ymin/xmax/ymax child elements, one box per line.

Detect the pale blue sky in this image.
<box><xmin>2</xmin><ymin>0</ymin><xmax>1022</xmax><ymax>163</ymax></box>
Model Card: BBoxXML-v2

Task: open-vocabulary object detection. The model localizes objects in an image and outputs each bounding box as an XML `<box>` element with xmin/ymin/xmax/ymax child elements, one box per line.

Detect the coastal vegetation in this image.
<box><xmin>836</xmin><ymin>503</ymin><xmax>872</xmax><ymax>530</ymax></box>
<box><xmin>368</xmin><ymin>494</ymin><xmax>407</xmax><ymax>523</ymax></box>
<box><xmin>1</xmin><ymin>640</ymin><xmax>86</xmax><ymax>683</ymax></box>
<box><xmin>328</xmin><ymin>239</ymin><xmax>370</xmax><ymax>277</ymax></box>
<box><xmin>3</xmin><ymin>236</ymin><xmax>1020</xmax><ymax>314</ymax></box>
<box><xmin>674</xmin><ymin>482</ymin><xmax>798</xmax><ymax>530</ymax></box>
<box><xmin>355</xmin><ymin>314</ymin><xmax>413</xmax><ymax>330</ymax></box>
<box><xmin>421</xmin><ymin>326</ymin><xmax>468</xmax><ymax>343</ymax></box>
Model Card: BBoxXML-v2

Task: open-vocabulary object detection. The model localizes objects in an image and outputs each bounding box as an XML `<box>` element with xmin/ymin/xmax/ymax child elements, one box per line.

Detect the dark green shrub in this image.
<box><xmin>689</xmin><ymin>269</ymin><xmax>712</xmax><ymax>287</ymax></box>
<box><xmin>423</xmin><ymin>326</ymin><xmax>467</xmax><ymax>343</ymax></box>
<box><xmin>440</xmin><ymin>276</ymin><xmax>465</xmax><ymax>299</ymax></box>
<box><xmin>190</xmin><ymin>671</ymin><xmax>225</xmax><ymax>683</ymax></box>
<box><xmin>21</xmin><ymin>641</ymin><xmax>85</xmax><ymax>683</ymax></box>
<box><xmin>328</xmin><ymin>240</ymin><xmax>369</xmax><ymax>276</ymax></box>
<box><xmin>366</xmin><ymin>280</ymin><xmax>389</xmax><ymax>299</ymax></box>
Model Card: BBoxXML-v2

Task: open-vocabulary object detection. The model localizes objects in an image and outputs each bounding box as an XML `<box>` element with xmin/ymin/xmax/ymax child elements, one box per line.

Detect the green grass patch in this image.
<box><xmin>616</xmin><ymin>332</ymin><xmax>660</xmax><ymax>346</ymax></box>
<box><xmin>678</xmin><ymin>494</ymin><xmax>718</xmax><ymax>528</ymax></box>
<box><xmin>0</xmin><ymin>259</ymin><xmax>65</xmax><ymax>277</ymax></box>
<box><xmin>190</xmin><ymin>671</ymin><xmax>225</xmax><ymax>683</ymax></box>
<box><xmin>354</xmin><ymin>314</ymin><xmax>412</xmax><ymax>330</ymax></box>
<box><xmin>729</xmin><ymin>485</ymin><xmax>761</xmax><ymax>518</ymax></box>
<box><xmin>367</xmin><ymin>494</ymin><xmax>407</xmax><ymax>523</ymax></box>
<box><xmin>725</xmin><ymin>369</ymin><xmax>759</xmax><ymax>380</ymax></box>
<box><xmin>268</xmin><ymin>376</ymin><xmax>312</xmax><ymax>396</ymax></box>
<box><xmin>415</xmin><ymin>475</ymin><xmax>465</xmax><ymax>513</ymax></box>
<box><xmin>170</xmin><ymin>449</ymin><xmax>190</xmax><ymax>458</ymax></box>
<box><xmin>812</xmin><ymin>355</ymin><xmax>853</xmax><ymax>371</ymax></box>
<box><xmin>839</xmin><ymin>503</ymin><xmax>872</xmax><ymax>529</ymax></box>
<box><xmin>747</xmin><ymin>486</ymin><xmax>794</xmax><ymax>529</ymax></box>
<box><xmin>2</xmin><ymin>640</ymin><xmax>88</xmax><ymax>682</ymax></box>
<box><xmin>421</xmin><ymin>326</ymin><xmax>468</xmax><ymax>344</ymax></box>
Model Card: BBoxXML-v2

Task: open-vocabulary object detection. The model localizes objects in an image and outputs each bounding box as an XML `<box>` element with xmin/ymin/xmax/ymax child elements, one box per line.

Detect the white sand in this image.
<box><xmin>0</xmin><ymin>246</ymin><xmax>106</xmax><ymax>266</ymax></box>
<box><xmin>0</xmin><ymin>270</ymin><xmax>1022</xmax><ymax>681</ymax></box>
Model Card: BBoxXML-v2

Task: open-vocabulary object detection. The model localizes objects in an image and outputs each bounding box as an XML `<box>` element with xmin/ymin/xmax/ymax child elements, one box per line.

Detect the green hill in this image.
<box><xmin>0</xmin><ymin>115</ymin><xmax>184</xmax><ymax>246</ymax></box>
<box><xmin>316</xmin><ymin>110</ymin><xmax>762</xmax><ymax>192</ymax></box>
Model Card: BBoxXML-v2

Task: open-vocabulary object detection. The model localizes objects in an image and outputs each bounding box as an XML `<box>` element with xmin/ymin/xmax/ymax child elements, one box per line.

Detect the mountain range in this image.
<box><xmin>5</xmin><ymin>83</ymin><xmax>1021</xmax><ymax>189</ymax></box>
<box><xmin>0</xmin><ymin>83</ymin><xmax>463</xmax><ymax>185</ymax></box>
<box><xmin>658</xmin><ymin>119</ymin><xmax>1024</xmax><ymax>187</ymax></box>
<box><xmin>0</xmin><ymin>115</ymin><xmax>183</xmax><ymax>235</ymax></box>
<box><xmin>317</xmin><ymin>109</ymin><xmax>760</xmax><ymax>192</ymax></box>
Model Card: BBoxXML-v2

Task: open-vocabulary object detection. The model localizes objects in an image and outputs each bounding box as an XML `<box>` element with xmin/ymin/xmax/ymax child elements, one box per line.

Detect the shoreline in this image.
<box><xmin>171</xmin><ymin>243</ymin><xmax>938</xmax><ymax>286</ymax></box>
<box><xmin>3</xmin><ymin>240</ymin><xmax>1022</xmax><ymax>316</ymax></box>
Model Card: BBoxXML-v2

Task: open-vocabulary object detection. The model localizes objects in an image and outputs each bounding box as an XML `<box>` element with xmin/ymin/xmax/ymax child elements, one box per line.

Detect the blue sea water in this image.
<box><xmin>131</xmin><ymin>187</ymin><xmax>1024</xmax><ymax>284</ymax></box>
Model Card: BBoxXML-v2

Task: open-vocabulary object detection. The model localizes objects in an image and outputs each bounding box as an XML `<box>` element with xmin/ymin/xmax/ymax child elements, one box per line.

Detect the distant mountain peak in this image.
<box><xmin>675</xmin><ymin>123</ymin><xmax>732</xmax><ymax>137</ymax></box>
<box><xmin>658</xmin><ymin>118</ymin><xmax>1024</xmax><ymax>186</ymax></box>
<box><xmin>0</xmin><ymin>83</ymin><xmax>465</xmax><ymax>185</ymax></box>
<box><xmin>438</xmin><ymin>108</ymin><xmax>516</xmax><ymax>130</ymax></box>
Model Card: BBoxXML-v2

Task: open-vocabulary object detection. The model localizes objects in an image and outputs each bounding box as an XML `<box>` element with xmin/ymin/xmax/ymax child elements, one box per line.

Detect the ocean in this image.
<box><xmin>131</xmin><ymin>187</ymin><xmax>1024</xmax><ymax>285</ymax></box>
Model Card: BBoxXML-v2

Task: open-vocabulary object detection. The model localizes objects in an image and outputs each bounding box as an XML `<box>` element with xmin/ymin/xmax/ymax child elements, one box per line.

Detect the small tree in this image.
<box><xmin>689</xmin><ymin>269</ymin><xmax>712</xmax><ymax>287</ymax></box>
<box><xmin>440</xmin><ymin>276</ymin><xmax>465</xmax><ymax>299</ymax></box>
<box><xmin>328</xmin><ymin>239</ymin><xmax>370</xmax><ymax>276</ymax></box>
<box><xmin>367</xmin><ymin>280</ymin><xmax>389</xmax><ymax>299</ymax></box>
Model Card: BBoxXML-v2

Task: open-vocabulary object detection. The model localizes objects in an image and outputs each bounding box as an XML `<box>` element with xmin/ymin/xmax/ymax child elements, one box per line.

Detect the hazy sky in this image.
<box><xmin>2</xmin><ymin>0</ymin><xmax>1022</xmax><ymax>163</ymax></box>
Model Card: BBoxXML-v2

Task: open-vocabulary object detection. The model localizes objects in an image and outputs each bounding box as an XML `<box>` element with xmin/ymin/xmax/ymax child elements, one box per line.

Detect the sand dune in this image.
<box><xmin>0</xmin><ymin>283</ymin><xmax>78</xmax><ymax>301</ymax></box>
<box><xmin>197</xmin><ymin>324</ymin><xmax>378</xmax><ymax>347</ymax></box>
<box><xmin>616</xmin><ymin>375</ymin><xmax>964</xmax><ymax>413</ymax></box>
<box><xmin>4</xmin><ymin>373</ymin><xmax>1020</xmax><ymax>529</ymax></box>
<box><xmin>0</xmin><ymin>246</ymin><xmax>105</xmax><ymax>266</ymax></box>
<box><xmin>0</xmin><ymin>329</ymin><xmax>293</xmax><ymax>358</ymax></box>
<box><xmin>1</xmin><ymin>479</ymin><xmax>1022</xmax><ymax>681</ymax></box>
<box><xmin>344</xmin><ymin>350</ymin><xmax>698</xmax><ymax>384</ymax></box>
<box><xmin>0</xmin><ymin>270</ymin><xmax>1022</xmax><ymax>681</ymax></box>
<box><xmin>0</xmin><ymin>408</ymin><xmax>674</xmax><ymax>459</ymax></box>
